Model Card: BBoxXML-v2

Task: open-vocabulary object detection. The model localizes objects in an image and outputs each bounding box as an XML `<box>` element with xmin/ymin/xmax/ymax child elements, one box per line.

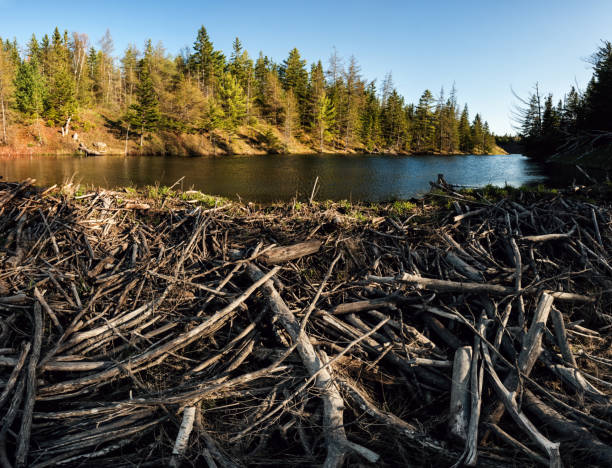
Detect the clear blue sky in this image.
<box><xmin>1</xmin><ymin>0</ymin><xmax>610</xmax><ymax>134</ymax></box>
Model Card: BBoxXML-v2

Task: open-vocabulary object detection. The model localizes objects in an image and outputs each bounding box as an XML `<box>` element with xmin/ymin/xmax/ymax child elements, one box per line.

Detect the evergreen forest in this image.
<box><xmin>0</xmin><ymin>26</ymin><xmax>499</xmax><ymax>155</ymax></box>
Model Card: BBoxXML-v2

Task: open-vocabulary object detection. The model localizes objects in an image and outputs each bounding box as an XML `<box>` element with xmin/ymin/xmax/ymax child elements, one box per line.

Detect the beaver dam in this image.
<box><xmin>0</xmin><ymin>177</ymin><xmax>611</xmax><ymax>467</ymax></box>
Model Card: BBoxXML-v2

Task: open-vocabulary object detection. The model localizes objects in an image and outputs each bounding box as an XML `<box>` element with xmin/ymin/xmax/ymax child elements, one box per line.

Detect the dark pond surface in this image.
<box><xmin>0</xmin><ymin>153</ymin><xmax>591</xmax><ymax>202</ymax></box>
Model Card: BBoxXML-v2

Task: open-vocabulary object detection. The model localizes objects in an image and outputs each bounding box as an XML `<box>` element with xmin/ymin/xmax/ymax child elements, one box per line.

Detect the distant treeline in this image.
<box><xmin>515</xmin><ymin>41</ymin><xmax>612</xmax><ymax>159</ymax></box>
<box><xmin>0</xmin><ymin>26</ymin><xmax>498</xmax><ymax>153</ymax></box>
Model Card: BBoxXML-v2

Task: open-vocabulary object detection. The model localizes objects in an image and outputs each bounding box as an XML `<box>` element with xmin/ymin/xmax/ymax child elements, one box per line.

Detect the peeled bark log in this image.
<box><xmin>262</xmin><ymin>240</ymin><xmax>322</xmax><ymax>264</ymax></box>
<box><xmin>449</xmin><ymin>346</ymin><xmax>472</xmax><ymax>443</ymax></box>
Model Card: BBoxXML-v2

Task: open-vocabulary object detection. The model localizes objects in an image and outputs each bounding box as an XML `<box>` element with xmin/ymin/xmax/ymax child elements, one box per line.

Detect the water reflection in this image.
<box><xmin>0</xmin><ymin>153</ymin><xmax>585</xmax><ymax>202</ymax></box>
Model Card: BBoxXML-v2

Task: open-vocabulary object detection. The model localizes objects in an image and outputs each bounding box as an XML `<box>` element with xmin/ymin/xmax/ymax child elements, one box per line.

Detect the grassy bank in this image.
<box><xmin>0</xmin><ymin>112</ymin><xmax>508</xmax><ymax>157</ymax></box>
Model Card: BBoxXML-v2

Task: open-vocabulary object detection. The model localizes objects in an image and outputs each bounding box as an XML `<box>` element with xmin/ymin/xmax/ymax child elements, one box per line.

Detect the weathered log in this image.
<box><xmin>77</xmin><ymin>142</ymin><xmax>103</xmax><ymax>156</ymax></box>
<box><xmin>169</xmin><ymin>406</ymin><xmax>196</xmax><ymax>468</ymax></box>
<box><xmin>328</xmin><ymin>295</ymin><xmax>404</xmax><ymax>315</ymax></box>
<box><xmin>261</xmin><ymin>240</ymin><xmax>322</xmax><ymax>264</ymax></box>
<box><xmin>524</xmin><ymin>389</ymin><xmax>612</xmax><ymax>467</ymax></box>
<box><xmin>449</xmin><ymin>346</ymin><xmax>472</xmax><ymax>443</ymax></box>
<box><xmin>16</xmin><ymin>302</ymin><xmax>43</xmax><ymax>468</ymax></box>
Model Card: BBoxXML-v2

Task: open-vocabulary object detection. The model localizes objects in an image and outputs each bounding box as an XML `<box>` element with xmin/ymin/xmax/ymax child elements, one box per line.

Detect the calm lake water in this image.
<box><xmin>0</xmin><ymin>153</ymin><xmax>583</xmax><ymax>202</ymax></box>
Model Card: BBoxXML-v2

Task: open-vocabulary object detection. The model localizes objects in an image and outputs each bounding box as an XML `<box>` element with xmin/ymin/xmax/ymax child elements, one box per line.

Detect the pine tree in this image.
<box><xmin>189</xmin><ymin>26</ymin><xmax>215</xmax><ymax>95</ymax></box>
<box><xmin>471</xmin><ymin>113</ymin><xmax>485</xmax><ymax>154</ymax></box>
<box><xmin>218</xmin><ymin>73</ymin><xmax>246</xmax><ymax>140</ymax></box>
<box><xmin>261</xmin><ymin>69</ymin><xmax>285</xmax><ymax>126</ymax></box>
<box><xmin>44</xmin><ymin>27</ymin><xmax>77</xmax><ymax>133</ymax></box>
<box><xmin>412</xmin><ymin>89</ymin><xmax>436</xmax><ymax>152</ymax></box>
<box><xmin>483</xmin><ymin>122</ymin><xmax>495</xmax><ymax>153</ymax></box>
<box><xmin>0</xmin><ymin>39</ymin><xmax>17</xmax><ymax>144</ymax></box>
<box><xmin>541</xmin><ymin>94</ymin><xmax>560</xmax><ymax>136</ymax></box>
<box><xmin>27</xmin><ymin>34</ymin><xmax>41</xmax><ymax>66</ymax></box>
<box><xmin>253</xmin><ymin>52</ymin><xmax>270</xmax><ymax>108</ymax></box>
<box><xmin>14</xmin><ymin>61</ymin><xmax>45</xmax><ymax>119</ymax></box>
<box><xmin>130</xmin><ymin>40</ymin><xmax>161</xmax><ymax>146</ymax></box>
<box><xmin>458</xmin><ymin>105</ymin><xmax>471</xmax><ymax>152</ymax></box>
<box><xmin>381</xmin><ymin>90</ymin><xmax>409</xmax><ymax>151</ymax></box>
<box><xmin>307</xmin><ymin>61</ymin><xmax>325</xmax><ymax>129</ymax></box>
<box><xmin>121</xmin><ymin>44</ymin><xmax>140</xmax><ymax>107</ymax></box>
<box><xmin>359</xmin><ymin>82</ymin><xmax>381</xmax><ymax>151</ymax></box>
<box><xmin>283</xmin><ymin>89</ymin><xmax>299</xmax><ymax>142</ymax></box>
<box><xmin>584</xmin><ymin>41</ymin><xmax>612</xmax><ymax>131</ymax></box>
<box><xmin>279</xmin><ymin>48</ymin><xmax>308</xmax><ymax>126</ymax></box>
<box><xmin>341</xmin><ymin>55</ymin><xmax>363</xmax><ymax>149</ymax></box>
<box><xmin>314</xmin><ymin>94</ymin><xmax>335</xmax><ymax>152</ymax></box>
<box><xmin>228</xmin><ymin>38</ymin><xmax>254</xmax><ymax>118</ymax></box>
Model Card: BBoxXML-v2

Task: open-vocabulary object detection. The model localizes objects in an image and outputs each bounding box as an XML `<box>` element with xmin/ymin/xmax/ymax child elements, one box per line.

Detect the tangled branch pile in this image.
<box><xmin>0</xmin><ymin>177</ymin><xmax>611</xmax><ymax>467</ymax></box>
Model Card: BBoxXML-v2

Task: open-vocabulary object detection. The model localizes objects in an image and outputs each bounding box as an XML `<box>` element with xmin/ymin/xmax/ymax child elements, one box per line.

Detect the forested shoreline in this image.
<box><xmin>515</xmin><ymin>41</ymin><xmax>612</xmax><ymax>168</ymax></box>
<box><xmin>0</xmin><ymin>26</ymin><xmax>502</xmax><ymax>156</ymax></box>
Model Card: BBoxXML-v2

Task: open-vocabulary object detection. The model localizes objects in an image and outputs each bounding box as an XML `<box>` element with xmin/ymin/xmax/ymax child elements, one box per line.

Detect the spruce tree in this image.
<box><xmin>190</xmin><ymin>26</ymin><xmax>216</xmax><ymax>95</ymax></box>
<box><xmin>218</xmin><ymin>73</ymin><xmax>246</xmax><ymax>140</ymax></box>
<box><xmin>458</xmin><ymin>105</ymin><xmax>471</xmax><ymax>152</ymax></box>
<box><xmin>314</xmin><ymin>94</ymin><xmax>335</xmax><ymax>152</ymax></box>
<box><xmin>14</xmin><ymin>61</ymin><xmax>45</xmax><ymax>118</ymax></box>
<box><xmin>412</xmin><ymin>89</ymin><xmax>436</xmax><ymax>152</ymax></box>
<box><xmin>584</xmin><ymin>41</ymin><xmax>612</xmax><ymax>131</ymax></box>
<box><xmin>130</xmin><ymin>40</ymin><xmax>161</xmax><ymax>146</ymax></box>
<box><xmin>359</xmin><ymin>82</ymin><xmax>381</xmax><ymax>151</ymax></box>
<box><xmin>0</xmin><ymin>39</ymin><xmax>16</xmax><ymax>144</ymax></box>
<box><xmin>44</xmin><ymin>26</ymin><xmax>77</xmax><ymax>131</ymax></box>
<box><xmin>279</xmin><ymin>48</ymin><xmax>308</xmax><ymax>126</ymax></box>
<box><xmin>471</xmin><ymin>114</ymin><xmax>484</xmax><ymax>154</ymax></box>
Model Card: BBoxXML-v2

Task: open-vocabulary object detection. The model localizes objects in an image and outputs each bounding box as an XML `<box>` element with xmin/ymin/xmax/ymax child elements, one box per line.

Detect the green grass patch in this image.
<box><xmin>179</xmin><ymin>190</ymin><xmax>227</xmax><ymax>208</ymax></box>
<box><xmin>391</xmin><ymin>200</ymin><xmax>417</xmax><ymax>216</ymax></box>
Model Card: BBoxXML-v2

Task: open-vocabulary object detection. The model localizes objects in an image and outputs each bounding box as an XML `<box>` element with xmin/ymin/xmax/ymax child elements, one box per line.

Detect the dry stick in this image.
<box><xmin>509</xmin><ymin>237</ymin><xmax>526</xmax><ymax>328</ymax></box>
<box><xmin>169</xmin><ymin>406</ymin><xmax>196</xmax><ymax>468</ymax></box>
<box><xmin>481</xmin><ymin>338</ymin><xmax>561</xmax><ymax>468</ymax></box>
<box><xmin>550</xmin><ymin>307</ymin><xmax>577</xmax><ymax>367</ymax></box>
<box><xmin>38</xmin><ymin>208</ymin><xmax>60</xmax><ymax>256</ymax></box>
<box><xmin>33</xmin><ymin>287</ymin><xmax>63</xmax><ymax>333</ymax></box>
<box><xmin>523</xmin><ymin>389</ymin><xmax>612</xmax><ymax>466</ymax></box>
<box><xmin>464</xmin><ymin>318</ymin><xmax>484</xmax><ymax>466</ymax></box>
<box><xmin>16</xmin><ymin>302</ymin><xmax>43</xmax><ymax>468</ymax></box>
<box><xmin>591</xmin><ymin>207</ymin><xmax>604</xmax><ymax>248</ymax></box>
<box><xmin>486</xmin><ymin>293</ymin><xmax>555</xmax><ymax>434</ymax></box>
<box><xmin>336</xmin><ymin>377</ymin><xmax>450</xmax><ymax>454</ymax></box>
<box><xmin>0</xmin><ymin>341</ymin><xmax>30</xmax><ymax>411</ymax></box>
<box><xmin>485</xmin><ymin>423</ymin><xmax>549</xmax><ymax>466</ymax></box>
<box><xmin>366</xmin><ymin>273</ymin><xmax>596</xmax><ymax>303</ymax></box>
<box><xmin>40</xmin><ymin>266</ymin><xmax>281</xmax><ymax>396</ymax></box>
<box><xmin>299</xmin><ymin>252</ymin><xmax>342</xmax><ymax>335</ymax></box>
<box><xmin>0</xmin><ymin>375</ymin><xmax>26</xmax><ymax>468</ymax></box>
<box><xmin>328</xmin><ymin>295</ymin><xmax>405</xmax><ymax>316</ymax></box>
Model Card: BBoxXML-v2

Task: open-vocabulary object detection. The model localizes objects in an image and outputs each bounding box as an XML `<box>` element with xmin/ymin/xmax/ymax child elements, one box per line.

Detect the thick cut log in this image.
<box><xmin>262</xmin><ymin>240</ymin><xmax>322</xmax><ymax>264</ymax></box>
